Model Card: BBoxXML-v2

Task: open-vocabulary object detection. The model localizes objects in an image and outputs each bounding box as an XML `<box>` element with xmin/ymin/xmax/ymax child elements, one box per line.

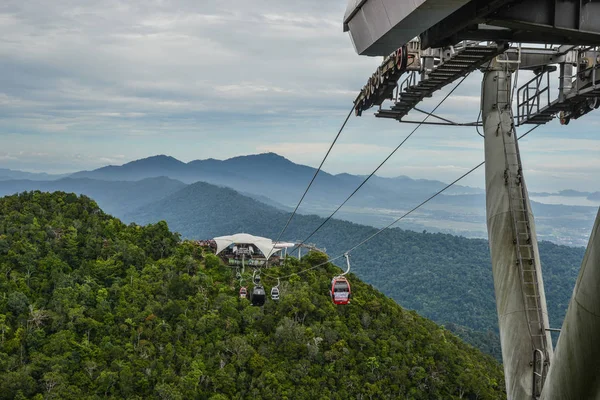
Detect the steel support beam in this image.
<box><xmin>540</xmin><ymin>208</ymin><xmax>600</xmax><ymax>400</ymax></box>
<box><xmin>492</xmin><ymin>0</ymin><xmax>600</xmax><ymax>35</ymax></box>
<box><xmin>345</xmin><ymin>0</ymin><xmax>600</xmax><ymax>57</ymax></box>
<box><xmin>420</xmin><ymin>0</ymin><xmax>516</xmax><ymax>49</ymax></box>
<box><xmin>421</xmin><ymin>0</ymin><xmax>600</xmax><ymax>49</ymax></box>
<box><xmin>499</xmin><ymin>47</ymin><xmax>576</xmax><ymax>71</ymax></box>
<box><xmin>482</xmin><ymin>61</ymin><xmax>553</xmax><ymax>399</ymax></box>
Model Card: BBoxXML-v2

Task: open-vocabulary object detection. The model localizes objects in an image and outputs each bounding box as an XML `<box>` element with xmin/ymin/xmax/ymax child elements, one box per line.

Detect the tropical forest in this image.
<box><xmin>0</xmin><ymin>191</ymin><xmax>506</xmax><ymax>399</ymax></box>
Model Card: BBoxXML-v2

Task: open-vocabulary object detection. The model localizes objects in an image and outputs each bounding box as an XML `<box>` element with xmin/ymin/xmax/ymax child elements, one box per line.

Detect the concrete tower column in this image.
<box><xmin>482</xmin><ymin>62</ymin><xmax>553</xmax><ymax>399</ymax></box>
<box><xmin>540</xmin><ymin>207</ymin><xmax>600</xmax><ymax>400</ymax></box>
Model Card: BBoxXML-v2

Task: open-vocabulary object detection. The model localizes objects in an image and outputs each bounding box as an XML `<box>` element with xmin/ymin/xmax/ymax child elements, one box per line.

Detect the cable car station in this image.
<box><xmin>212</xmin><ymin>233</ymin><xmax>287</xmax><ymax>267</ymax></box>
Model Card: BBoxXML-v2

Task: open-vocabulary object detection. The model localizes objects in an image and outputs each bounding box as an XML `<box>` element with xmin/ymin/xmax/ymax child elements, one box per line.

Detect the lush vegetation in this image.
<box><xmin>127</xmin><ymin>181</ymin><xmax>586</xmax><ymax>360</ymax></box>
<box><xmin>0</xmin><ymin>191</ymin><xmax>506</xmax><ymax>399</ymax></box>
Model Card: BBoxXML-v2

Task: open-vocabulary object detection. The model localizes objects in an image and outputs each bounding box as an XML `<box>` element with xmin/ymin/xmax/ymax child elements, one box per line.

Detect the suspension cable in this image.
<box><xmin>262</xmin><ymin>161</ymin><xmax>484</xmax><ymax>280</ymax></box>
<box><xmin>267</xmin><ymin>105</ymin><xmax>355</xmax><ymax>257</ymax></box>
<box><xmin>517</xmin><ymin>124</ymin><xmax>539</xmax><ymax>140</ymax></box>
<box><xmin>262</xmin><ymin>123</ymin><xmax>540</xmax><ymax>282</ymax></box>
<box><xmin>289</xmin><ymin>73</ymin><xmax>471</xmax><ymax>254</ymax></box>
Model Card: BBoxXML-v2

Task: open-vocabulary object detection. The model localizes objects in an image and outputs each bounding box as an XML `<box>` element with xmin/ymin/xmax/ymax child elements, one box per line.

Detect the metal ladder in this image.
<box><xmin>501</xmin><ymin>104</ymin><xmax>550</xmax><ymax>398</ymax></box>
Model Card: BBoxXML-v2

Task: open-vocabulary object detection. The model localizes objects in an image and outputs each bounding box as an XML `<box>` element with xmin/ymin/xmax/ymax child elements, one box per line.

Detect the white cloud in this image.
<box><xmin>0</xmin><ymin>0</ymin><xmax>598</xmax><ymax>192</ymax></box>
<box><xmin>522</xmin><ymin>138</ymin><xmax>600</xmax><ymax>153</ymax></box>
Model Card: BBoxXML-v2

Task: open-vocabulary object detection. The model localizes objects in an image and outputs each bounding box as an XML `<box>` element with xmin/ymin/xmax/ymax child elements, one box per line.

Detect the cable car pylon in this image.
<box><xmin>341</xmin><ymin>2</ymin><xmax>600</xmax><ymax>397</ymax></box>
<box><xmin>481</xmin><ymin>59</ymin><xmax>553</xmax><ymax>399</ymax></box>
<box><xmin>540</xmin><ymin>208</ymin><xmax>600</xmax><ymax>399</ymax></box>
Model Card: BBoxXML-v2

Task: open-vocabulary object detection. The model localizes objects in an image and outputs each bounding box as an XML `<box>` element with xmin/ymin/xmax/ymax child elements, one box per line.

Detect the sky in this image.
<box><xmin>1</xmin><ymin>0</ymin><xmax>600</xmax><ymax>192</ymax></box>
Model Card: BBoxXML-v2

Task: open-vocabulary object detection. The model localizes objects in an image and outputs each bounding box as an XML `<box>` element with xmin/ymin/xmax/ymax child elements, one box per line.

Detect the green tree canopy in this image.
<box><xmin>0</xmin><ymin>191</ymin><xmax>505</xmax><ymax>399</ymax></box>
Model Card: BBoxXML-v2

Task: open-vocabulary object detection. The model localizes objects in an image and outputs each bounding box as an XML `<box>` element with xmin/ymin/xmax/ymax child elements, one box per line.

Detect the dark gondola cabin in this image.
<box><xmin>331</xmin><ymin>277</ymin><xmax>351</xmax><ymax>305</ymax></box>
<box><xmin>239</xmin><ymin>286</ymin><xmax>248</xmax><ymax>299</ymax></box>
<box><xmin>251</xmin><ymin>285</ymin><xmax>266</xmax><ymax>306</ymax></box>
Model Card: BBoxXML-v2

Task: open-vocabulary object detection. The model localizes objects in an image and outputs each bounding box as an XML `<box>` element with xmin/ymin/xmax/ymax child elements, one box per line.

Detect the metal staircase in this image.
<box><xmin>502</xmin><ymin>122</ymin><xmax>550</xmax><ymax>398</ymax></box>
<box><xmin>517</xmin><ymin>60</ymin><xmax>600</xmax><ymax>126</ymax></box>
<box><xmin>377</xmin><ymin>42</ymin><xmax>507</xmax><ymax>121</ymax></box>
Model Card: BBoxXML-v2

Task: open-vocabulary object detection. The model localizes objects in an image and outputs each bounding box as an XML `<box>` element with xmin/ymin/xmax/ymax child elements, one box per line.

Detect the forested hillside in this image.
<box><xmin>127</xmin><ymin>181</ymin><xmax>585</xmax><ymax>360</ymax></box>
<box><xmin>0</xmin><ymin>191</ymin><xmax>505</xmax><ymax>399</ymax></box>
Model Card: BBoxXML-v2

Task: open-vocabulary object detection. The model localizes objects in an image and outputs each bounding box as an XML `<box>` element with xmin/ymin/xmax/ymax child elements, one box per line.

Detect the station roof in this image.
<box><xmin>213</xmin><ymin>233</ymin><xmax>283</xmax><ymax>259</ymax></box>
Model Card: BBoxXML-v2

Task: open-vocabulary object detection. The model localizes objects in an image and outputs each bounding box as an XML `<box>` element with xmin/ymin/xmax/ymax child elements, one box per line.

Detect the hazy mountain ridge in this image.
<box><xmin>0</xmin><ymin>176</ymin><xmax>186</xmax><ymax>218</ymax></box>
<box><xmin>125</xmin><ymin>181</ymin><xmax>288</xmax><ymax>238</ymax></box>
<box><xmin>532</xmin><ymin>189</ymin><xmax>594</xmax><ymax>197</ymax></box>
<box><xmin>587</xmin><ymin>192</ymin><xmax>600</xmax><ymax>201</ymax></box>
<box><xmin>66</xmin><ymin>153</ymin><xmax>481</xmax><ymax>208</ymax></box>
<box><xmin>2</xmin><ymin>152</ymin><xmax>597</xmax><ymax>245</ymax></box>
<box><xmin>0</xmin><ymin>168</ymin><xmax>67</xmax><ymax>181</ymax></box>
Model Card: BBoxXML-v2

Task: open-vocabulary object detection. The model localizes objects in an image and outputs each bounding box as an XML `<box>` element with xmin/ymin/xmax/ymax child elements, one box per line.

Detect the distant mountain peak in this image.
<box><xmin>225</xmin><ymin>152</ymin><xmax>290</xmax><ymax>162</ymax></box>
<box><xmin>262</xmin><ymin>152</ymin><xmax>287</xmax><ymax>159</ymax></box>
<box><xmin>124</xmin><ymin>154</ymin><xmax>185</xmax><ymax>167</ymax></box>
<box><xmin>186</xmin><ymin>153</ymin><xmax>293</xmax><ymax>168</ymax></box>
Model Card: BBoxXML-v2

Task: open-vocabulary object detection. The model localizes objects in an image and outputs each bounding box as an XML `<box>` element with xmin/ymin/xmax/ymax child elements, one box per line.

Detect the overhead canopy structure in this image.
<box><xmin>213</xmin><ymin>233</ymin><xmax>283</xmax><ymax>259</ymax></box>
<box><xmin>343</xmin><ymin>0</ymin><xmax>470</xmax><ymax>55</ymax></box>
<box><xmin>344</xmin><ymin>0</ymin><xmax>600</xmax><ymax>56</ymax></box>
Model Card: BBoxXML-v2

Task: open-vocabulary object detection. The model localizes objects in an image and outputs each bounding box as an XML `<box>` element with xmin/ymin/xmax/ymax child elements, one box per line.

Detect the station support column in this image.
<box><xmin>540</xmin><ymin>207</ymin><xmax>600</xmax><ymax>400</ymax></box>
<box><xmin>481</xmin><ymin>61</ymin><xmax>553</xmax><ymax>399</ymax></box>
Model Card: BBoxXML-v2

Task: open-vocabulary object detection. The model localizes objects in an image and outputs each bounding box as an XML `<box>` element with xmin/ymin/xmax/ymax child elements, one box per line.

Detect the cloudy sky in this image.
<box><xmin>1</xmin><ymin>0</ymin><xmax>600</xmax><ymax>192</ymax></box>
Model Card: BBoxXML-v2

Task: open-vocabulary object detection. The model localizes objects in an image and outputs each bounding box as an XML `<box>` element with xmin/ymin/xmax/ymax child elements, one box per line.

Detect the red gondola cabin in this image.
<box><xmin>331</xmin><ymin>277</ymin><xmax>351</xmax><ymax>305</ymax></box>
<box><xmin>239</xmin><ymin>286</ymin><xmax>248</xmax><ymax>299</ymax></box>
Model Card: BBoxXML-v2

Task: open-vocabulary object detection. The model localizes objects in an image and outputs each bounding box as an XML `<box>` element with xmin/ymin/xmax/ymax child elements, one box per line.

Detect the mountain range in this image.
<box><xmin>531</xmin><ymin>189</ymin><xmax>600</xmax><ymax>200</ymax></box>
<box><xmin>0</xmin><ymin>167</ymin><xmax>68</xmax><ymax>181</ymax></box>
<box><xmin>69</xmin><ymin>153</ymin><xmax>484</xmax><ymax>209</ymax></box>
<box><xmin>0</xmin><ymin>153</ymin><xmax>597</xmax><ymax>246</ymax></box>
<box><xmin>0</xmin><ymin>176</ymin><xmax>186</xmax><ymax>218</ymax></box>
